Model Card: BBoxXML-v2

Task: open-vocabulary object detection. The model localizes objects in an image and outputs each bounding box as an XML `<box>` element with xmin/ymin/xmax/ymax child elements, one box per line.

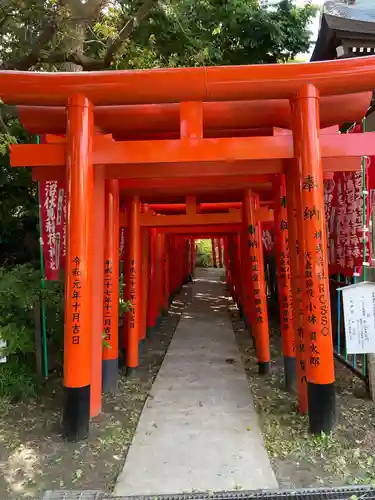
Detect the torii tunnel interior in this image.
<box><xmin>6</xmin><ymin>55</ymin><xmax>375</xmax><ymax>441</ymax></box>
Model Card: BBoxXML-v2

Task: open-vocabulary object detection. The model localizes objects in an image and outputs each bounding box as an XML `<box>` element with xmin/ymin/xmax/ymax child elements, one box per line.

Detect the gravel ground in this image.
<box><xmin>0</xmin><ymin>286</ymin><xmax>190</xmax><ymax>499</ymax></box>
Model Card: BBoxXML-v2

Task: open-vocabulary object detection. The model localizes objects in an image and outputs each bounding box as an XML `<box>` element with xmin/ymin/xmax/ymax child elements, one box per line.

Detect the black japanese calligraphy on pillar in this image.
<box><xmin>303</xmin><ymin>175</ymin><xmax>324</xmax><ymax>371</ymax></box>
<box><xmin>72</xmin><ymin>257</ymin><xmax>81</xmax><ymax>345</ymax></box>
<box><xmin>248</xmin><ymin>224</ymin><xmax>264</xmax><ymax>325</ymax></box>
<box><xmin>129</xmin><ymin>260</ymin><xmax>136</xmax><ymax>330</ymax></box>
<box><xmin>103</xmin><ymin>259</ymin><xmax>113</xmax><ymax>342</ymax></box>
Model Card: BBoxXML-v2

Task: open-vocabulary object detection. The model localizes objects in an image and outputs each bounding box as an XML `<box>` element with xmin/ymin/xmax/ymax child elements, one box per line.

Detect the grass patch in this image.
<box><xmin>231</xmin><ymin>305</ymin><xmax>375</xmax><ymax>488</ymax></box>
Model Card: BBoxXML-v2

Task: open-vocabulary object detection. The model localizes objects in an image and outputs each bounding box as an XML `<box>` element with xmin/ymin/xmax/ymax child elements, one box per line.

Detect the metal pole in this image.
<box><xmin>36</xmin><ymin>135</ymin><xmax>49</xmax><ymax>379</ymax></box>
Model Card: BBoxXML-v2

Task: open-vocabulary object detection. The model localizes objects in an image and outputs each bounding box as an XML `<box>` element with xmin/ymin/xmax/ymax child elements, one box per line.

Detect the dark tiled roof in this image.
<box><xmin>323</xmin><ymin>1</ymin><xmax>375</xmax><ymax>23</ymax></box>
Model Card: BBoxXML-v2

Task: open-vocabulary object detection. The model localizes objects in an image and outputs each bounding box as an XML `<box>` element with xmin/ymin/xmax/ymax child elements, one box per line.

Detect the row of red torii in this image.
<box><xmin>5</xmin><ymin>56</ymin><xmax>375</xmax><ymax>441</ymax></box>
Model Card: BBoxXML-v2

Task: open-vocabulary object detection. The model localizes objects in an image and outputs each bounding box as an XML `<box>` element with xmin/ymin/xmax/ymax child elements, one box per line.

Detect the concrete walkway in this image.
<box><xmin>114</xmin><ymin>268</ymin><xmax>277</xmax><ymax>496</ymax></box>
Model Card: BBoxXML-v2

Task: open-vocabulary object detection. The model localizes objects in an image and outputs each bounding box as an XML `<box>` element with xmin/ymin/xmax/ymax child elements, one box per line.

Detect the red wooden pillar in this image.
<box><xmin>140</xmin><ymin>227</ymin><xmax>149</xmax><ymax>343</ymax></box>
<box><xmin>234</xmin><ymin>234</ymin><xmax>243</xmax><ymax>308</ymax></box>
<box><xmin>176</xmin><ymin>237</ymin><xmax>181</xmax><ymax>287</ymax></box>
<box><xmin>211</xmin><ymin>238</ymin><xmax>217</xmax><ymax>268</ymax></box>
<box><xmin>90</xmin><ymin>164</ymin><xmax>105</xmax><ymax>418</ymax></box>
<box><xmin>286</xmin><ymin>164</ymin><xmax>308</xmax><ymax>414</ymax></box>
<box><xmin>147</xmin><ymin>228</ymin><xmax>158</xmax><ymax>335</ymax></box>
<box><xmin>122</xmin><ymin>227</ymin><xmax>129</xmax><ymax>356</ymax></box>
<box><xmin>157</xmin><ymin>231</ymin><xmax>165</xmax><ymax>316</ymax></box>
<box><xmin>189</xmin><ymin>237</ymin><xmax>195</xmax><ymax>280</ymax></box>
<box><xmin>126</xmin><ymin>196</ymin><xmax>141</xmax><ymax>375</ymax></box>
<box><xmin>240</xmin><ymin>215</ymin><xmax>252</xmax><ymax>328</ymax></box>
<box><xmin>243</xmin><ymin>189</ymin><xmax>271</xmax><ymax>374</ymax></box>
<box><xmin>218</xmin><ymin>238</ymin><xmax>223</xmax><ymax>268</ymax></box>
<box><xmin>229</xmin><ymin>235</ymin><xmax>237</xmax><ymax>303</ymax></box>
<box><xmin>223</xmin><ymin>236</ymin><xmax>230</xmax><ymax>287</ymax></box>
<box><xmin>291</xmin><ymin>84</ymin><xmax>335</xmax><ymax>433</ymax></box>
<box><xmin>184</xmin><ymin>239</ymin><xmax>189</xmax><ymax>282</ymax></box>
<box><xmin>273</xmin><ymin>174</ymin><xmax>296</xmax><ymax>392</ymax></box>
<box><xmin>63</xmin><ymin>94</ymin><xmax>94</xmax><ymax>441</ymax></box>
<box><xmin>164</xmin><ymin>235</ymin><xmax>171</xmax><ymax>309</ymax></box>
<box><xmin>102</xmin><ymin>179</ymin><xmax>120</xmax><ymax>394</ymax></box>
<box><xmin>228</xmin><ymin>235</ymin><xmax>235</xmax><ymax>299</ymax></box>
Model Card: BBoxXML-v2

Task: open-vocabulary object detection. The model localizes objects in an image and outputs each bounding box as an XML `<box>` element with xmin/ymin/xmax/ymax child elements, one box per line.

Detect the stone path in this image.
<box><xmin>114</xmin><ymin>268</ymin><xmax>277</xmax><ymax>496</ymax></box>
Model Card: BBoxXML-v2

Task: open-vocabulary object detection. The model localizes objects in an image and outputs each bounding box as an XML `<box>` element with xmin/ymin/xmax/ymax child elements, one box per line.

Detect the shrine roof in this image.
<box><xmin>324</xmin><ymin>1</ymin><xmax>375</xmax><ymax>23</ymax></box>
<box><xmin>312</xmin><ymin>1</ymin><xmax>375</xmax><ymax>61</ymax></box>
<box><xmin>1</xmin><ymin>55</ymin><xmax>375</xmax><ymax>106</ymax></box>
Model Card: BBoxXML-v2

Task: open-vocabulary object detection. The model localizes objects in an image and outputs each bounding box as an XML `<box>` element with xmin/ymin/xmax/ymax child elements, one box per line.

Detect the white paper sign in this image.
<box><xmin>341</xmin><ymin>281</ymin><xmax>375</xmax><ymax>354</ymax></box>
<box><xmin>0</xmin><ymin>339</ymin><xmax>7</xmax><ymax>363</ymax></box>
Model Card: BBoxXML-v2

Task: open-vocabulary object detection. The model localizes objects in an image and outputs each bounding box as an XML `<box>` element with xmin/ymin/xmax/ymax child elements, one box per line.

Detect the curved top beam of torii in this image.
<box><xmin>1</xmin><ymin>55</ymin><xmax>375</xmax><ymax>105</ymax></box>
<box><xmin>15</xmin><ymin>92</ymin><xmax>371</xmax><ymax>137</ymax></box>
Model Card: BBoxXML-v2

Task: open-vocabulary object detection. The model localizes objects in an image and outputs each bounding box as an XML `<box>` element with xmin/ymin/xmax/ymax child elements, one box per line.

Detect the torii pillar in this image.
<box><xmin>147</xmin><ymin>228</ymin><xmax>158</xmax><ymax>336</ymax></box>
<box><xmin>243</xmin><ymin>190</ymin><xmax>270</xmax><ymax>374</ymax></box>
<box><xmin>189</xmin><ymin>237</ymin><xmax>195</xmax><ymax>281</ymax></box>
<box><xmin>273</xmin><ymin>175</ymin><xmax>296</xmax><ymax>392</ymax></box>
<box><xmin>62</xmin><ymin>95</ymin><xmax>94</xmax><ymax>441</ymax></box>
<box><xmin>125</xmin><ymin>196</ymin><xmax>141</xmax><ymax>375</ymax></box>
<box><xmin>286</xmin><ymin>164</ymin><xmax>308</xmax><ymax>414</ymax></box>
<box><xmin>291</xmin><ymin>84</ymin><xmax>335</xmax><ymax>433</ymax></box>
<box><xmin>218</xmin><ymin>238</ymin><xmax>223</xmax><ymax>268</ymax></box>
<box><xmin>102</xmin><ymin>179</ymin><xmax>120</xmax><ymax>393</ymax></box>
<box><xmin>211</xmin><ymin>238</ymin><xmax>217</xmax><ymax>268</ymax></box>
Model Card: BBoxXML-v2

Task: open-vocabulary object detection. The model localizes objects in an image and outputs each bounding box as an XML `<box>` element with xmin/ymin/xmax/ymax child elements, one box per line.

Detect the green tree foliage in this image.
<box><xmin>0</xmin><ymin>115</ymin><xmax>38</xmax><ymax>266</ymax></box>
<box><xmin>0</xmin><ymin>0</ymin><xmax>316</xmax><ymax>71</ymax></box>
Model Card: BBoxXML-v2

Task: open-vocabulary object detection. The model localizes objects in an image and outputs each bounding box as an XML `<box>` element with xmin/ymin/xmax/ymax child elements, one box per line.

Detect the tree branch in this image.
<box><xmin>42</xmin><ymin>50</ymin><xmax>108</xmax><ymax>71</ymax></box>
<box><xmin>0</xmin><ymin>0</ymin><xmax>69</xmax><ymax>71</ymax></box>
<box><xmin>38</xmin><ymin>0</ymin><xmax>159</xmax><ymax>70</ymax></box>
<box><xmin>1</xmin><ymin>0</ymin><xmax>158</xmax><ymax>71</ymax></box>
<box><xmin>0</xmin><ymin>112</ymin><xmax>9</xmax><ymax>134</ymax></box>
<box><xmin>103</xmin><ymin>0</ymin><xmax>159</xmax><ymax>67</ymax></box>
<box><xmin>0</xmin><ymin>12</ymin><xmax>9</xmax><ymax>32</ymax></box>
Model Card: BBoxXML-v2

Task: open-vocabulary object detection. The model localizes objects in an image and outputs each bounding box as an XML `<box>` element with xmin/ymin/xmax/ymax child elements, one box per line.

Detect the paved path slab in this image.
<box><xmin>114</xmin><ymin>268</ymin><xmax>277</xmax><ymax>496</ymax></box>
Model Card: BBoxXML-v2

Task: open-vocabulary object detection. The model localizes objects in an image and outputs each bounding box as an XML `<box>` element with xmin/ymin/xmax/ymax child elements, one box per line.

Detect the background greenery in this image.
<box><xmin>195</xmin><ymin>239</ymin><xmax>213</xmax><ymax>268</ymax></box>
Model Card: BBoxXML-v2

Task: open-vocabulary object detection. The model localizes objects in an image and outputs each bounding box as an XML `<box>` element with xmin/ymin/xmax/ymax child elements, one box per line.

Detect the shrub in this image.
<box><xmin>0</xmin><ymin>265</ymin><xmax>64</xmax><ymax>360</ymax></box>
<box><xmin>0</xmin><ymin>264</ymin><xmax>64</xmax><ymax>398</ymax></box>
<box><xmin>195</xmin><ymin>239</ymin><xmax>213</xmax><ymax>267</ymax></box>
<box><xmin>0</xmin><ymin>359</ymin><xmax>37</xmax><ymax>401</ymax></box>
<box><xmin>0</xmin><ymin>264</ymin><xmax>130</xmax><ymax>399</ymax></box>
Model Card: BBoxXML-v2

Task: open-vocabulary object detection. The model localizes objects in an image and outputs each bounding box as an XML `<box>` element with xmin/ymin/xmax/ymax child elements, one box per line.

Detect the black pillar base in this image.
<box><xmin>308</xmin><ymin>382</ymin><xmax>336</xmax><ymax>434</ymax></box>
<box><xmin>121</xmin><ymin>347</ymin><xmax>127</xmax><ymax>369</ymax></box>
<box><xmin>126</xmin><ymin>366</ymin><xmax>137</xmax><ymax>377</ymax></box>
<box><xmin>62</xmin><ymin>385</ymin><xmax>90</xmax><ymax>442</ymax></box>
<box><xmin>243</xmin><ymin>315</ymin><xmax>250</xmax><ymax>330</ymax></box>
<box><xmin>284</xmin><ymin>356</ymin><xmax>297</xmax><ymax>393</ymax></box>
<box><xmin>258</xmin><ymin>361</ymin><xmax>270</xmax><ymax>375</ymax></box>
<box><xmin>147</xmin><ymin>325</ymin><xmax>156</xmax><ymax>338</ymax></box>
<box><xmin>238</xmin><ymin>304</ymin><xmax>244</xmax><ymax>318</ymax></box>
<box><xmin>102</xmin><ymin>359</ymin><xmax>118</xmax><ymax>394</ymax></box>
<box><xmin>138</xmin><ymin>338</ymin><xmax>145</xmax><ymax>356</ymax></box>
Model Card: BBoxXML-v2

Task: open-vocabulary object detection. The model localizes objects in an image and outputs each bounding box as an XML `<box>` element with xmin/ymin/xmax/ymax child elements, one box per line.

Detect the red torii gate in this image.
<box><xmin>4</xmin><ymin>56</ymin><xmax>375</xmax><ymax>441</ymax></box>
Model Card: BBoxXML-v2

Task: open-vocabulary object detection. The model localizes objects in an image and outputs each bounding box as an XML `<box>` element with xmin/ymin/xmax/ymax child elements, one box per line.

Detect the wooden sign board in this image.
<box><xmin>340</xmin><ymin>281</ymin><xmax>375</xmax><ymax>354</ymax></box>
